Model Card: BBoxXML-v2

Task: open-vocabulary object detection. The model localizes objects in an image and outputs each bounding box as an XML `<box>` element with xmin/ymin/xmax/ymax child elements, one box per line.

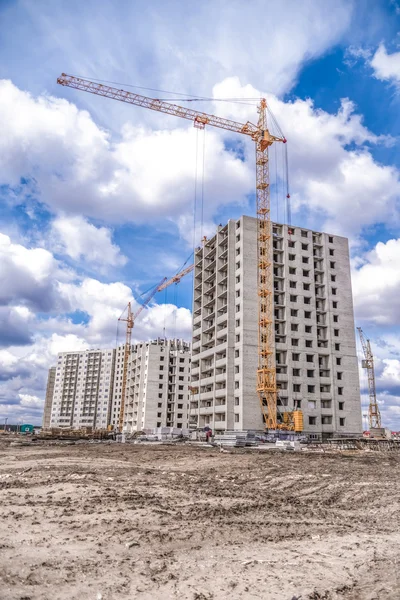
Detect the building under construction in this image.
<box><xmin>45</xmin><ymin>340</ymin><xmax>191</xmax><ymax>432</ymax></box>
<box><xmin>54</xmin><ymin>74</ymin><xmax>365</xmax><ymax>439</ymax></box>
<box><xmin>189</xmin><ymin>216</ymin><xmax>362</xmax><ymax>440</ymax></box>
<box><xmin>124</xmin><ymin>338</ymin><xmax>191</xmax><ymax>432</ymax></box>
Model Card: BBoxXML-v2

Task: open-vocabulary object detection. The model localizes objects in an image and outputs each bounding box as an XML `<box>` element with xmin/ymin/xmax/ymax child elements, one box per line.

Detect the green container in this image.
<box><xmin>20</xmin><ymin>424</ymin><xmax>34</xmax><ymax>433</ymax></box>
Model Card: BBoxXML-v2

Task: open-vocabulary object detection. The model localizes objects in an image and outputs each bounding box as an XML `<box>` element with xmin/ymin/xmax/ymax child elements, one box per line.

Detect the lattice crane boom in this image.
<box><xmin>357</xmin><ymin>327</ymin><xmax>381</xmax><ymax>429</ymax></box>
<box><xmin>58</xmin><ymin>73</ymin><xmax>295</xmax><ymax>431</ymax></box>
<box><xmin>117</xmin><ymin>266</ymin><xmax>194</xmax><ymax>431</ymax></box>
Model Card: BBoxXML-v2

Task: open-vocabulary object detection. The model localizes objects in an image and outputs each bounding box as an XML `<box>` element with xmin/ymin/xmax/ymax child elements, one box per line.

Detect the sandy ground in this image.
<box><xmin>0</xmin><ymin>440</ymin><xmax>399</xmax><ymax>600</ymax></box>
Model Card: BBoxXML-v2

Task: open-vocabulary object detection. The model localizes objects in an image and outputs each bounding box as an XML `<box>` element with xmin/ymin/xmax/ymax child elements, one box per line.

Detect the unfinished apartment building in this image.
<box><xmin>190</xmin><ymin>215</ymin><xmax>362</xmax><ymax>440</ymax></box>
<box><xmin>124</xmin><ymin>338</ymin><xmax>191</xmax><ymax>432</ymax></box>
<box><xmin>42</xmin><ymin>367</ymin><xmax>56</xmax><ymax>428</ymax></box>
<box><xmin>49</xmin><ymin>349</ymin><xmax>116</xmax><ymax>429</ymax></box>
<box><xmin>109</xmin><ymin>345</ymin><xmax>128</xmax><ymax>428</ymax></box>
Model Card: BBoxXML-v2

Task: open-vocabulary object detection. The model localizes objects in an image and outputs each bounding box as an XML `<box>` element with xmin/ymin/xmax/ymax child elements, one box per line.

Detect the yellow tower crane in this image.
<box><xmin>118</xmin><ymin>264</ymin><xmax>194</xmax><ymax>432</ymax></box>
<box><xmin>357</xmin><ymin>327</ymin><xmax>382</xmax><ymax>430</ymax></box>
<box><xmin>57</xmin><ymin>73</ymin><xmax>303</xmax><ymax>432</ymax></box>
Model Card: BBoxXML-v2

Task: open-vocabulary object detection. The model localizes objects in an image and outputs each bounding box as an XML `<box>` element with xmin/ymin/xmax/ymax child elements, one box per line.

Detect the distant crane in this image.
<box><xmin>357</xmin><ymin>327</ymin><xmax>381</xmax><ymax>430</ymax></box>
<box><xmin>118</xmin><ymin>264</ymin><xmax>194</xmax><ymax>431</ymax></box>
<box><xmin>57</xmin><ymin>73</ymin><xmax>302</xmax><ymax>432</ymax></box>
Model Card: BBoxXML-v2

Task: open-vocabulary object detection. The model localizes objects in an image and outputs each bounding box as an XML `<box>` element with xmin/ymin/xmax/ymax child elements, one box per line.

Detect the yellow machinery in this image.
<box><xmin>357</xmin><ymin>327</ymin><xmax>382</xmax><ymax>430</ymax></box>
<box><xmin>57</xmin><ymin>73</ymin><xmax>303</xmax><ymax>432</ymax></box>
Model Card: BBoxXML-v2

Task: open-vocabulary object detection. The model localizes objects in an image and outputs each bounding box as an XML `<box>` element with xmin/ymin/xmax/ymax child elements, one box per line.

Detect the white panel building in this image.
<box><xmin>109</xmin><ymin>345</ymin><xmax>127</xmax><ymax>428</ymax></box>
<box><xmin>50</xmin><ymin>349</ymin><xmax>116</xmax><ymax>429</ymax></box>
<box><xmin>190</xmin><ymin>216</ymin><xmax>362</xmax><ymax>440</ymax></box>
<box><xmin>124</xmin><ymin>338</ymin><xmax>191</xmax><ymax>432</ymax></box>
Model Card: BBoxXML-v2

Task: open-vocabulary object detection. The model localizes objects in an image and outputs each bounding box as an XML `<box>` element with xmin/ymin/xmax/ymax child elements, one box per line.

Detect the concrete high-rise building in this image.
<box><xmin>50</xmin><ymin>349</ymin><xmax>116</xmax><ymax>429</ymax></box>
<box><xmin>124</xmin><ymin>338</ymin><xmax>191</xmax><ymax>432</ymax></box>
<box><xmin>42</xmin><ymin>367</ymin><xmax>56</xmax><ymax>429</ymax></box>
<box><xmin>109</xmin><ymin>345</ymin><xmax>128</xmax><ymax>428</ymax></box>
<box><xmin>190</xmin><ymin>216</ymin><xmax>362</xmax><ymax>440</ymax></box>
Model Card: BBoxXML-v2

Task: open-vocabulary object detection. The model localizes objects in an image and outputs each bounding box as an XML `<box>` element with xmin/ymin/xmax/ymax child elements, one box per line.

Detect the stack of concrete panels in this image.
<box><xmin>214</xmin><ymin>431</ymin><xmax>247</xmax><ymax>447</ymax></box>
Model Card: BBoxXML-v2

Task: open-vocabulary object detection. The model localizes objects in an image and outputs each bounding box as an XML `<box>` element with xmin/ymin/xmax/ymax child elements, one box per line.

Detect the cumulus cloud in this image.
<box><xmin>7</xmin><ymin>0</ymin><xmax>354</xmax><ymax>112</ymax></box>
<box><xmin>135</xmin><ymin>303</ymin><xmax>192</xmax><ymax>343</ymax></box>
<box><xmin>0</xmin><ymin>307</ymin><xmax>34</xmax><ymax>347</ymax></box>
<box><xmin>1</xmin><ymin>72</ymin><xmax>398</xmax><ymax>244</ymax></box>
<box><xmin>352</xmin><ymin>238</ymin><xmax>400</xmax><ymax>325</ymax></box>
<box><xmin>0</xmin><ymin>232</ymin><xmax>70</xmax><ymax>312</ymax></box>
<box><xmin>19</xmin><ymin>393</ymin><xmax>44</xmax><ymax>409</ymax></box>
<box><xmin>51</xmin><ymin>215</ymin><xmax>127</xmax><ymax>268</ymax></box>
<box><xmin>0</xmin><ymin>349</ymin><xmax>32</xmax><ymax>381</ymax></box>
<box><xmin>371</xmin><ymin>44</ymin><xmax>400</xmax><ymax>85</ymax></box>
<box><xmin>0</xmin><ymin>231</ymin><xmax>192</xmax><ymax>422</ymax></box>
<box><xmin>0</xmin><ymin>80</ymin><xmax>252</xmax><ymax>229</ymax></box>
<box><xmin>211</xmin><ymin>77</ymin><xmax>400</xmax><ymax>238</ymax></box>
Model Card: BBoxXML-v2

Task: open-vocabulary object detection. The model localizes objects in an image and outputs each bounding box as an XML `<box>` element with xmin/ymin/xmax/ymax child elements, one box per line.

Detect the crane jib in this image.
<box><xmin>57</xmin><ymin>72</ymin><xmax>295</xmax><ymax>433</ymax></box>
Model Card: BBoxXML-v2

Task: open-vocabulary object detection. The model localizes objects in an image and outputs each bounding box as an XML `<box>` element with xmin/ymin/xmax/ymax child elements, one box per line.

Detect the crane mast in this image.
<box><xmin>357</xmin><ymin>327</ymin><xmax>381</xmax><ymax>430</ymax></box>
<box><xmin>118</xmin><ymin>265</ymin><xmax>194</xmax><ymax>431</ymax></box>
<box><xmin>255</xmin><ymin>100</ymin><xmax>276</xmax><ymax>429</ymax></box>
<box><xmin>58</xmin><ymin>73</ymin><xmax>297</xmax><ymax>431</ymax></box>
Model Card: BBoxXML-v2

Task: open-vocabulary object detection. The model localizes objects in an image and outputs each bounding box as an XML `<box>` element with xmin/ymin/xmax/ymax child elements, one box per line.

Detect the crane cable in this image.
<box><xmin>72</xmin><ymin>74</ymin><xmax>260</xmax><ymax>106</ymax></box>
<box><xmin>284</xmin><ymin>143</ymin><xmax>291</xmax><ymax>226</ymax></box>
<box><xmin>201</xmin><ymin>128</ymin><xmax>206</xmax><ymax>242</ymax></box>
<box><xmin>173</xmin><ymin>283</ymin><xmax>178</xmax><ymax>340</ymax></box>
<box><xmin>163</xmin><ymin>286</ymin><xmax>168</xmax><ymax>340</ymax></box>
<box><xmin>193</xmin><ymin>128</ymin><xmax>199</xmax><ymax>254</ymax></box>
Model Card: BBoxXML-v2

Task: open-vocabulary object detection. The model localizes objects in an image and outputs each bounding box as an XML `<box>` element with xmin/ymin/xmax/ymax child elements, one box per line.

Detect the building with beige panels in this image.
<box><xmin>189</xmin><ymin>215</ymin><xmax>362</xmax><ymax>440</ymax></box>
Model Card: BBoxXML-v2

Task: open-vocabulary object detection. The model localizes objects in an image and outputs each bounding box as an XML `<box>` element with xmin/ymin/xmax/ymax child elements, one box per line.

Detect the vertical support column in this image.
<box><xmin>256</xmin><ymin>100</ymin><xmax>277</xmax><ymax>430</ymax></box>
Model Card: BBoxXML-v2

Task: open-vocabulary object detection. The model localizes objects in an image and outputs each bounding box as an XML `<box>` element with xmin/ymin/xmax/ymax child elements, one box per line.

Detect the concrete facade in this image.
<box><xmin>42</xmin><ymin>367</ymin><xmax>56</xmax><ymax>429</ymax></box>
<box><xmin>109</xmin><ymin>345</ymin><xmax>127</xmax><ymax>428</ymax></box>
<box><xmin>190</xmin><ymin>216</ymin><xmax>362</xmax><ymax>440</ymax></box>
<box><xmin>125</xmin><ymin>338</ymin><xmax>191</xmax><ymax>432</ymax></box>
<box><xmin>50</xmin><ymin>349</ymin><xmax>116</xmax><ymax>429</ymax></box>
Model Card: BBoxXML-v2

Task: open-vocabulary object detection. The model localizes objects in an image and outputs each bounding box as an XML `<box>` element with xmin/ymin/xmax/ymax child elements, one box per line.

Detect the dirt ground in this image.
<box><xmin>0</xmin><ymin>440</ymin><xmax>399</xmax><ymax>600</ymax></box>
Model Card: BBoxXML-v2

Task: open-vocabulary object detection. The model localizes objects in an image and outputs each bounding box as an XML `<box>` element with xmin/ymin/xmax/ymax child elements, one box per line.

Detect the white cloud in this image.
<box><xmin>135</xmin><ymin>303</ymin><xmax>192</xmax><ymax>343</ymax></box>
<box><xmin>352</xmin><ymin>238</ymin><xmax>400</xmax><ymax>325</ymax></box>
<box><xmin>380</xmin><ymin>359</ymin><xmax>400</xmax><ymax>387</ymax></box>
<box><xmin>10</xmin><ymin>0</ymin><xmax>354</xmax><ymax>113</ymax></box>
<box><xmin>0</xmin><ymin>80</ymin><xmax>252</xmax><ymax>230</ymax></box>
<box><xmin>0</xmin><ymin>230</ymin><xmax>192</xmax><ymax>422</ymax></box>
<box><xmin>211</xmin><ymin>77</ymin><xmax>400</xmax><ymax>238</ymax></box>
<box><xmin>371</xmin><ymin>44</ymin><xmax>400</xmax><ymax>85</ymax></box>
<box><xmin>0</xmin><ymin>232</ymin><xmax>70</xmax><ymax>312</ymax></box>
<box><xmin>1</xmin><ymin>72</ymin><xmax>398</xmax><ymax>243</ymax></box>
<box><xmin>0</xmin><ymin>306</ymin><xmax>34</xmax><ymax>347</ymax></box>
<box><xmin>19</xmin><ymin>393</ymin><xmax>44</xmax><ymax>409</ymax></box>
<box><xmin>344</xmin><ymin>46</ymin><xmax>373</xmax><ymax>67</ymax></box>
<box><xmin>51</xmin><ymin>215</ymin><xmax>126</xmax><ymax>268</ymax></box>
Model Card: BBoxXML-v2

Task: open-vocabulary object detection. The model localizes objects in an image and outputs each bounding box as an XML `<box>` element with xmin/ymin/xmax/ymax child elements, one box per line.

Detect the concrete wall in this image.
<box><xmin>42</xmin><ymin>367</ymin><xmax>56</xmax><ymax>429</ymax></box>
<box><xmin>125</xmin><ymin>339</ymin><xmax>191</xmax><ymax>432</ymax></box>
<box><xmin>189</xmin><ymin>215</ymin><xmax>362</xmax><ymax>439</ymax></box>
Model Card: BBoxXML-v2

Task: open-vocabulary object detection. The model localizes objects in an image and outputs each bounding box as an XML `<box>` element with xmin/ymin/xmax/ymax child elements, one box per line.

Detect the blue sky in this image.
<box><xmin>0</xmin><ymin>0</ymin><xmax>400</xmax><ymax>426</ymax></box>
